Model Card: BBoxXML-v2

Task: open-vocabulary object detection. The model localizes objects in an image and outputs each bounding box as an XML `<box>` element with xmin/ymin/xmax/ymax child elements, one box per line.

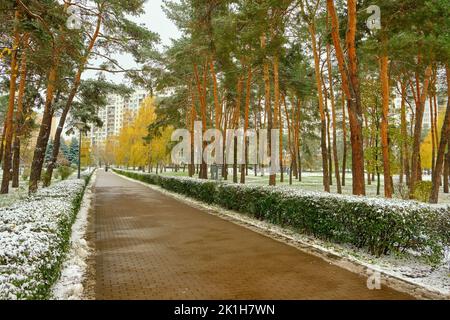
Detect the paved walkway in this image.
<box><xmin>93</xmin><ymin>171</ymin><xmax>412</xmax><ymax>299</ymax></box>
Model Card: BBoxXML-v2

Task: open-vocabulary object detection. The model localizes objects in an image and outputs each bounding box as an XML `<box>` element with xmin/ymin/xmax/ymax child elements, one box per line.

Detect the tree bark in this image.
<box><xmin>341</xmin><ymin>92</ymin><xmax>347</xmax><ymax>187</ymax></box>
<box><xmin>1</xmin><ymin>11</ymin><xmax>20</xmax><ymax>194</ymax></box>
<box><xmin>12</xmin><ymin>33</ymin><xmax>29</xmax><ymax>188</ymax></box>
<box><xmin>327</xmin><ymin>41</ymin><xmax>341</xmax><ymax>193</ymax></box>
<box><xmin>410</xmin><ymin>65</ymin><xmax>433</xmax><ymax>194</ymax></box>
<box><xmin>241</xmin><ymin>67</ymin><xmax>252</xmax><ymax>184</ymax></box>
<box><xmin>380</xmin><ymin>54</ymin><xmax>392</xmax><ymax>197</ymax></box>
<box><xmin>261</xmin><ymin>35</ymin><xmax>275</xmax><ymax>186</ymax></box>
<box><xmin>429</xmin><ymin>66</ymin><xmax>450</xmax><ymax>203</ymax></box>
<box><xmin>327</xmin><ymin>0</ymin><xmax>365</xmax><ymax>195</ymax></box>
<box><xmin>308</xmin><ymin>22</ymin><xmax>330</xmax><ymax>192</ymax></box>
<box><xmin>400</xmin><ymin>81</ymin><xmax>410</xmax><ymax>186</ymax></box>
<box><xmin>429</xmin><ymin>99</ymin><xmax>450</xmax><ymax>203</ymax></box>
<box><xmin>43</xmin><ymin>11</ymin><xmax>102</xmax><ymax>186</ymax></box>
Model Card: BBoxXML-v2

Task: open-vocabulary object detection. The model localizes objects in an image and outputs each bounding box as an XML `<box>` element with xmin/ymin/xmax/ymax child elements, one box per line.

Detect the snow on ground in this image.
<box><xmin>51</xmin><ymin>170</ymin><xmax>96</xmax><ymax>300</ymax></box>
<box><xmin>0</xmin><ymin>175</ymin><xmax>89</xmax><ymax>300</ymax></box>
<box><xmin>157</xmin><ymin>169</ymin><xmax>450</xmax><ymax>205</ymax></box>
<box><xmin>117</xmin><ymin>171</ymin><xmax>450</xmax><ymax>299</ymax></box>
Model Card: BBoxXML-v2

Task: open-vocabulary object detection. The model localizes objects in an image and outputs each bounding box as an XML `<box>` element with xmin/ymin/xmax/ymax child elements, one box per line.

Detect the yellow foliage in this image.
<box><xmin>149</xmin><ymin>126</ymin><xmax>174</xmax><ymax>165</ymax></box>
<box><xmin>115</xmin><ymin>97</ymin><xmax>157</xmax><ymax>167</ymax></box>
<box><xmin>420</xmin><ymin>107</ymin><xmax>446</xmax><ymax>169</ymax></box>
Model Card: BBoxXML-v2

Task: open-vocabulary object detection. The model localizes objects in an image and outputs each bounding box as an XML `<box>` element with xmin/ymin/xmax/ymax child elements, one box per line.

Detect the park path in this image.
<box><xmin>93</xmin><ymin>170</ymin><xmax>412</xmax><ymax>300</ymax></box>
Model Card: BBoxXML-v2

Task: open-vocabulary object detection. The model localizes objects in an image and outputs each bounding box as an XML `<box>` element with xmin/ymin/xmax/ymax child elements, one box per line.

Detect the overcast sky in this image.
<box><xmin>84</xmin><ymin>0</ymin><xmax>182</xmax><ymax>83</ymax></box>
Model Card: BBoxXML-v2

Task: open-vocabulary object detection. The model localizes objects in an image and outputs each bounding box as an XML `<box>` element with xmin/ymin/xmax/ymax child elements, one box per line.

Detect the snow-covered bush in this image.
<box><xmin>0</xmin><ymin>174</ymin><xmax>92</xmax><ymax>300</ymax></box>
<box><xmin>115</xmin><ymin>169</ymin><xmax>450</xmax><ymax>264</ymax></box>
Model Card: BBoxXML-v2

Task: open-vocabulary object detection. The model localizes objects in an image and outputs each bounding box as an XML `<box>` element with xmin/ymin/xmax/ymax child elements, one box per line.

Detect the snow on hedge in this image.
<box><xmin>0</xmin><ymin>178</ymin><xmax>88</xmax><ymax>300</ymax></box>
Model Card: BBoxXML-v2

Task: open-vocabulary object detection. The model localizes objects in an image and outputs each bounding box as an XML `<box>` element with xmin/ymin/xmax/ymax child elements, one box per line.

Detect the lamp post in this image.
<box><xmin>74</xmin><ymin>122</ymin><xmax>84</xmax><ymax>179</ymax></box>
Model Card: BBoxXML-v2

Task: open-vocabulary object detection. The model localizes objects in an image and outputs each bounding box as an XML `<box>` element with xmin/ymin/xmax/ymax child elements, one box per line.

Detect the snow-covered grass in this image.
<box><xmin>0</xmin><ymin>171</ymin><xmax>67</xmax><ymax>208</ymax></box>
<box><xmin>0</xmin><ymin>173</ymin><xmax>92</xmax><ymax>300</ymax></box>
<box><xmin>154</xmin><ymin>169</ymin><xmax>450</xmax><ymax>205</ymax></box>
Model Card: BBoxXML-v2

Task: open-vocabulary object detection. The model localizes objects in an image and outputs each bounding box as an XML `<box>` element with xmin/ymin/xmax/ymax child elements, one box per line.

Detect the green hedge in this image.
<box><xmin>114</xmin><ymin>169</ymin><xmax>450</xmax><ymax>264</ymax></box>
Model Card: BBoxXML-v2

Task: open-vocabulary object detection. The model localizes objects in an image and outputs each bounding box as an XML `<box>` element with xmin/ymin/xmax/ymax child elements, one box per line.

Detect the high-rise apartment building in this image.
<box><xmin>89</xmin><ymin>89</ymin><xmax>147</xmax><ymax>146</ymax></box>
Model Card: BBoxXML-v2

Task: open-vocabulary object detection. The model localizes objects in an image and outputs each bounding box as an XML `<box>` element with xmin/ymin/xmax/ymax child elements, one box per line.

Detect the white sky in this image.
<box><xmin>84</xmin><ymin>0</ymin><xmax>181</xmax><ymax>83</ymax></box>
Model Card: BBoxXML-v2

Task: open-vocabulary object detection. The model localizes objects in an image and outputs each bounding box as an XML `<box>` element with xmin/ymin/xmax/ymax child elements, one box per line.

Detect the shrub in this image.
<box><xmin>21</xmin><ymin>168</ymin><xmax>30</xmax><ymax>181</ymax></box>
<box><xmin>412</xmin><ymin>181</ymin><xmax>433</xmax><ymax>203</ymax></box>
<box><xmin>57</xmin><ymin>165</ymin><xmax>73</xmax><ymax>181</ymax></box>
<box><xmin>113</xmin><ymin>169</ymin><xmax>450</xmax><ymax>265</ymax></box>
<box><xmin>0</xmin><ymin>172</ymin><xmax>93</xmax><ymax>299</ymax></box>
<box><xmin>394</xmin><ymin>183</ymin><xmax>410</xmax><ymax>200</ymax></box>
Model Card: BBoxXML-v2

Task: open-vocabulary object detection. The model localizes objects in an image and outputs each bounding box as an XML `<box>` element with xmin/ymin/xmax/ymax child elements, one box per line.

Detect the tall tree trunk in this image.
<box><xmin>444</xmin><ymin>139</ymin><xmax>450</xmax><ymax>193</ymax></box>
<box><xmin>233</xmin><ymin>76</ymin><xmax>243</xmax><ymax>184</ymax></box>
<box><xmin>43</xmin><ymin>12</ymin><xmax>102</xmax><ymax>186</ymax></box>
<box><xmin>430</xmin><ymin>100</ymin><xmax>450</xmax><ymax>203</ymax></box>
<box><xmin>410</xmin><ymin>65</ymin><xmax>433</xmax><ymax>194</ymax></box>
<box><xmin>1</xmin><ymin>11</ymin><xmax>20</xmax><ymax>194</ymax></box>
<box><xmin>342</xmin><ymin>92</ymin><xmax>347</xmax><ymax>187</ymax></box>
<box><xmin>327</xmin><ymin>43</ymin><xmax>341</xmax><ymax>193</ymax></box>
<box><xmin>380</xmin><ymin>54</ymin><xmax>392</xmax><ymax>197</ymax></box>
<box><xmin>11</xmin><ymin>33</ymin><xmax>29</xmax><ymax>188</ymax></box>
<box><xmin>193</xmin><ymin>63</ymin><xmax>208</xmax><ymax>179</ymax></box>
<box><xmin>308</xmin><ymin>23</ymin><xmax>330</xmax><ymax>192</ymax></box>
<box><xmin>430</xmin><ymin>95</ymin><xmax>436</xmax><ymax>174</ymax></box>
<box><xmin>210</xmin><ymin>59</ymin><xmax>221</xmax><ymax>129</ymax></box>
<box><xmin>327</xmin><ymin>0</ymin><xmax>365</xmax><ymax>195</ymax></box>
<box><xmin>400</xmin><ymin>81</ymin><xmax>410</xmax><ymax>186</ymax></box>
<box><xmin>429</xmin><ymin>66</ymin><xmax>450</xmax><ymax>203</ymax></box>
<box><xmin>0</xmin><ymin>121</ymin><xmax>7</xmax><ymax>165</ymax></box>
<box><xmin>273</xmin><ymin>55</ymin><xmax>283</xmax><ymax>183</ymax></box>
<box><xmin>325</xmin><ymin>97</ymin><xmax>333</xmax><ymax>186</ymax></box>
<box><xmin>189</xmin><ymin>82</ymin><xmax>196</xmax><ymax>177</ymax></box>
<box><xmin>261</xmin><ymin>35</ymin><xmax>275</xmax><ymax>186</ymax></box>
<box><xmin>241</xmin><ymin>67</ymin><xmax>252</xmax><ymax>184</ymax></box>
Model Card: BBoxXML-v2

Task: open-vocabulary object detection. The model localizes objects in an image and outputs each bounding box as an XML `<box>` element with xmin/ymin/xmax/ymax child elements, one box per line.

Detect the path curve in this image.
<box><xmin>93</xmin><ymin>171</ymin><xmax>411</xmax><ymax>300</ymax></box>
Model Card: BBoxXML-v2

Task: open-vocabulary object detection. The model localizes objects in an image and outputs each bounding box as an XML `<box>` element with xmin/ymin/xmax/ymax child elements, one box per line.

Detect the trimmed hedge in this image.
<box><xmin>114</xmin><ymin>169</ymin><xmax>450</xmax><ymax>264</ymax></box>
<box><xmin>0</xmin><ymin>171</ymin><xmax>93</xmax><ymax>300</ymax></box>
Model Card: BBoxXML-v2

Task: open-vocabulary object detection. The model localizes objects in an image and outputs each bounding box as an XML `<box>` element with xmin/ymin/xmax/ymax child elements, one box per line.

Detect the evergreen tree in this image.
<box><xmin>68</xmin><ymin>137</ymin><xmax>79</xmax><ymax>166</ymax></box>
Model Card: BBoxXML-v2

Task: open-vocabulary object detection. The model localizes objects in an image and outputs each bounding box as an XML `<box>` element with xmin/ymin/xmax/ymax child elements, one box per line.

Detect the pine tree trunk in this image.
<box><xmin>193</xmin><ymin>63</ymin><xmax>208</xmax><ymax>179</ymax></box>
<box><xmin>43</xmin><ymin>12</ymin><xmax>102</xmax><ymax>187</ymax></box>
<box><xmin>444</xmin><ymin>141</ymin><xmax>449</xmax><ymax>193</ymax></box>
<box><xmin>241</xmin><ymin>67</ymin><xmax>252</xmax><ymax>184</ymax></box>
<box><xmin>327</xmin><ymin>48</ymin><xmax>341</xmax><ymax>192</ymax></box>
<box><xmin>261</xmin><ymin>35</ymin><xmax>275</xmax><ymax>186</ymax></box>
<box><xmin>429</xmin><ymin>100</ymin><xmax>450</xmax><ymax>203</ymax></box>
<box><xmin>380</xmin><ymin>54</ymin><xmax>392</xmax><ymax>198</ymax></box>
<box><xmin>309</xmin><ymin>23</ymin><xmax>330</xmax><ymax>192</ymax></box>
<box><xmin>430</xmin><ymin>95</ymin><xmax>436</xmax><ymax>174</ymax></box>
<box><xmin>429</xmin><ymin>66</ymin><xmax>450</xmax><ymax>203</ymax></box>
<box><xmin>11</xmin><ymin>33</ymin><xmax>29</xmax><ymax>188</ymax></box>
<box><xmin>1</xmin><ymin>12</ymin><xmax>20</xmax><ymax>194</ymax></box>
<box><xmin>410</xmin><ymin>65</ymin><xmax>432</xmax><ymax>194</ymax></box>
<box><xmin>327</xmin><ymin>0</ymin><xmax>365</xmax><ymax>195</ymax></box>
<box><xmin>342</xmin><ymin>93</ymin><xmax>347</xmax><ymax>187</ymax></box>
<box><xmin>233</xmin><ymin>77</ymin><xmax>243</xmax><ymax>184</ymax></box>
<box><xmin>400</xmin><ymin>81</ymin><xmax>410</xmax><ymax>185</ymax></box>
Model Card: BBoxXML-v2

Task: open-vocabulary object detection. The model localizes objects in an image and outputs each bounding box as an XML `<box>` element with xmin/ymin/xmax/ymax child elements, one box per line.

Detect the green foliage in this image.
<box><xmin>45</xmin><ymin>140</ymin><xmax>54</xmax><ymax>164</ymax></box>
<box><xmin>57</xmin><ymin>166</ymin><xmax>73</xmax><ymax>181</ymax></box>
<box><xmin>21</xmin><ymin>167</ymin><xmax>30</xmax><ymax>181</ymax></box>
<box><xmin>412</xmin><ymin>181</ymin><xmax>433</xmax><ymax>203</ymax></box>
<box><xmin>115</xmin><ymin>169</ymin><xmax>450</xmax><ymax>265</ymax></box>
<box><xmin>68</xmin><ymin>137</ymin><xmax>79</xmax><ymax>165</ymax></box>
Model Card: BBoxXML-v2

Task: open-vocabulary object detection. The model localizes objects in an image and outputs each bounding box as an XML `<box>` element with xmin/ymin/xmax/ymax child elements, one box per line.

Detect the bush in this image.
<box><xmin>394</xmin><ymin>183</ymin><xmax>410</xmax><ymax>200</ymax></box>
<box><xmin>0</xmin><ymin>172</ymin><xmax>93</xmax><ymax>299</ymax></box>
<box><xmin>57</xmin><ymin>166</ymin><xmax>73</xmax><ymax>181</ymax></box>
<box><xmin>114</xmin><ymin>169</ymin><xmax>450</xmax><ymax>264</ymax></box>
<box><xmin>412</xmin><ymin>181</ymin><xmax>433</xmax><ymax>203</ymax></box>
<box><xmin>21</xmin><ymin>167</ymin><xmax>30</xmax><ymax>181</ymax></box>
